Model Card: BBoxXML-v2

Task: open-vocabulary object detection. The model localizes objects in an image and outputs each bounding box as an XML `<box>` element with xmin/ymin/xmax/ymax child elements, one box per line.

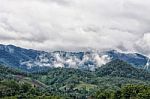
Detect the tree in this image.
<box><xmin>21</xmin><ymin>82</ymin><xmax>32</xmax><ymax>93</ymax></box>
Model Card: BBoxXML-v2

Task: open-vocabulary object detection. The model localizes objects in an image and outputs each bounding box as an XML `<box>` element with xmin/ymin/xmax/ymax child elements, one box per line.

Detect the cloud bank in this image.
<box><xmin>0</xmin><ymin>0</ymin><xmax>150</xmax><ymax>55</ymax></box>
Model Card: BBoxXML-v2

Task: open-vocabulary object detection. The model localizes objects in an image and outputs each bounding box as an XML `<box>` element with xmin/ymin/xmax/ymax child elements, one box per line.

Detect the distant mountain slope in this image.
<box><xmin>96</xmin><ymin>60</ymin><xmax>150</xmax><ymax>80</ymax></box>
<box><xmin>0</xmin><ymin>44</ymin><xmax>46</xmax><ymax>71</ymax></box>
<box><xmin>105</xmin><ymin>50</ymin><xmax>149</xmax><ymax>69</ymax></box>
<box><xmin>0</xmin><ymin>44</ymin><xmax>149</xmax><ymax>72</ymax></box>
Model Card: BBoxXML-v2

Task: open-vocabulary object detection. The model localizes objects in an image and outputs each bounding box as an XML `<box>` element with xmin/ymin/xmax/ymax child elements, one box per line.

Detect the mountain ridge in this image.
<box><xmin>0</xmin><ymin>44</ymin><xmax>150</xmax><ymax>72</ymax></box>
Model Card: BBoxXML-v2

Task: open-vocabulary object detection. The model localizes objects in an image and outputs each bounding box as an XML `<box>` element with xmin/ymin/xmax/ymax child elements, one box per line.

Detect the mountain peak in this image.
<box><xmin>96</xmin><ymin>59</ymin><xmax>150</xmax><ymax>80</ymax></box>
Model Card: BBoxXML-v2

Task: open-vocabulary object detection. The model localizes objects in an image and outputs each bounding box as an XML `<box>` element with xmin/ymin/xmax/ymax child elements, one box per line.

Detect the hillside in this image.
<box><xmin>96</xmin><ymin>59</ymin><xmax>150</xmax><ymax>80</ymax></box>
<box><xmin>0</xmin><ymin>64</ymin><xmax>57</xmax><ymax>99</ymax></box>
<box><xmin>1</xmin><ymin>60</ymin><xmax>150</xmax><ymax>98</ymax></box>
<box><xmin>31</xmin><ymin>60</ymin><xmax>150</xmax><ymax>98</ymax></box>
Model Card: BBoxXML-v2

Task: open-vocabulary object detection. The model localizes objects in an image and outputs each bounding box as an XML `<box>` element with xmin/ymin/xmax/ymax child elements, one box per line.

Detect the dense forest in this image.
<box><xmin>0</xmin><ymin>60</ymin><xmax>150</xmax><ymax>99</ymax></box>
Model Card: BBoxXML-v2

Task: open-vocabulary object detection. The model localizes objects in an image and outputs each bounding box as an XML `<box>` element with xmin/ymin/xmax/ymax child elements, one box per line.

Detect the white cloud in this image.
<box><xmin>94</xmin><ymin>55</ymin><xmax>111</xmax><ymax>67</ymax></box>
<box><xmin>0</xmin><ymin>0</ymin><xmax>150</xmax><ymax>55</ymax></box>
<box><xmin>135</xmin><ymin>33</ymin><xmax>150</xmax><ymax>56</ymax></box>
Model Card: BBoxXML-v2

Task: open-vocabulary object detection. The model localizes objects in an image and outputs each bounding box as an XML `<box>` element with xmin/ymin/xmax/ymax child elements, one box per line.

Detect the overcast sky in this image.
<box><xmin>0</xmin><ymin>0</ymin><xmax>150</xmax><ymax>55</ymax></box>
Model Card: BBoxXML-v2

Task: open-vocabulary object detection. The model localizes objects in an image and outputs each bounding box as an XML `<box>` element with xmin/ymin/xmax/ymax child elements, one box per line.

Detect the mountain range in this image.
<box><xmin>0</xmin><ymin>44</ymin><xmax>150</xmax><ymax>72</ymax></box>
<box><xmin>0</xmin><ymin>44</ymin><xmax>150</xmax><ymax>98</ymax></box>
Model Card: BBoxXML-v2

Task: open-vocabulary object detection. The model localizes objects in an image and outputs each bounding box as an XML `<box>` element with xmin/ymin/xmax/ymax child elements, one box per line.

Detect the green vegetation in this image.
<box><xmin>0</xmin><ymin>60</ymin><xmax>150</xmax><ymax>99</ymax></box>
<box><xmin>0</xmin><ymin>65</ymin><xmax>65</xmax><ymax>99</ymax></box>
<box><xmin>96</xmin><ymin>59</ymin><xmax>150</xmax><ymax>80</ymax></box>
<box><xmin>94</xmin><ymin>84</ymin><xmax>150</xmax><ymax>99</ymax></box>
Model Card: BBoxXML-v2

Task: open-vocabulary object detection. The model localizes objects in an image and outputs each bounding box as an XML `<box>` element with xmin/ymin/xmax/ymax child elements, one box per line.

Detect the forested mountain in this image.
<box><xmin>96</xmin><ymin>59</ymin><xmax>150</xmax><ymax>80</ymax></box>
<box><xmin>0</xmin><ymin>44</ymin><xmax>150</xmax><ymax>98</ymax></box>
<box><xmin>0</xmin><ymin>44</ymin><xmax>150</xmax><ymax>72</ymax></box>
<box><xmin>1</xmin><ymin>59</ymin><xmax>150</xmax><ymax>98</ymax></box>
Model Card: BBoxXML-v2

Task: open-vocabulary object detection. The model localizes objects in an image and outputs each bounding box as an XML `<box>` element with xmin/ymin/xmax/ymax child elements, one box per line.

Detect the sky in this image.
<box><xmin>0</xmin><ymin>0</ymin><xmax>150</xmax><ymax>55</ymax></box>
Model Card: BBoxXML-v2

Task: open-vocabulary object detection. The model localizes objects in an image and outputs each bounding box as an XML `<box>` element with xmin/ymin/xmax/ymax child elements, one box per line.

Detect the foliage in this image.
<box><xmin>96</xmin><ymin>59</ymin><xmax>150</xmax><ymax>80</ymax></box>
<box><xmin>0</xmin><ymin>59</ymin><xmax>150</xmax><ymax>98</ymax></box>
<box><xmin>93</xmin><ymin>84</ymin><xmax>150</xmax><ymax>99</ymax></box>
